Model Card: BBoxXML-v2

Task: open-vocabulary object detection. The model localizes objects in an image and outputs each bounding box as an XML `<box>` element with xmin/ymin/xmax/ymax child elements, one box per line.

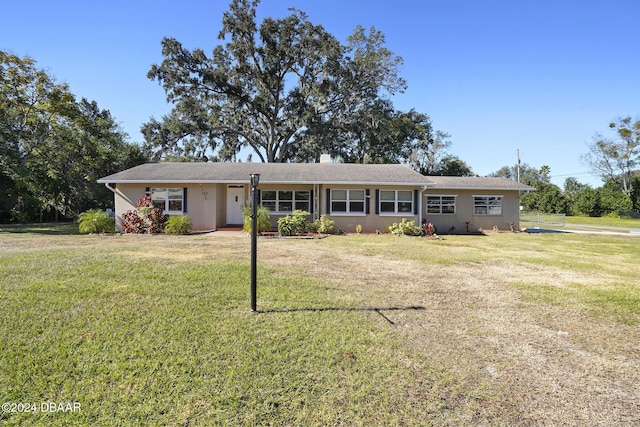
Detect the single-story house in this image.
<box><xmin>97</xmin><ymin>162</ymin><xmax>533</xmax><ymax>233</ymax></box>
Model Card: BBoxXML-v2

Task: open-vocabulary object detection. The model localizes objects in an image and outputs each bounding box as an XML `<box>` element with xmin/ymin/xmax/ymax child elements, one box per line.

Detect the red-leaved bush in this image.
<box><xmin>121</xmin><ymin>196</ymin><xmax>168</xmax><ymax>234</ymax></box>
<box><xmin>421</xmin><ymin>218</ymin><xmax>437</xmax><ymax>236</ymax></box>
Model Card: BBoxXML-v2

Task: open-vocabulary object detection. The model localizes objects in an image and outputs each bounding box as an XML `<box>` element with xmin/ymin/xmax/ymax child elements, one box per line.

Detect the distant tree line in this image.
<box><xmin>514</xmin><ymin>116</ymin><xmax>639</xmax><ymax>216</ymax></box>
<box><xmin>0</xmin><ymin>51</ymin><xmax>145</xmax><ymax>223</ymax></box>
<box><xmin>489</xmin><ymin>162</ymin><xmax>640</xmax><ymax>217</ymax></box>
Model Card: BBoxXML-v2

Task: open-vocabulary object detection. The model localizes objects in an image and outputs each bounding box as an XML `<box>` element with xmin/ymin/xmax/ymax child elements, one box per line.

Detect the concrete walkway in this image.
<box><xmin>193</xmin><ymin>227</ymin><xmax>247</xmax><ymax>237</ymax></box>
<box><xmin>537</xmin><ymin>224</ymin><xmax>640</xmax><ymax>237</ymax></box>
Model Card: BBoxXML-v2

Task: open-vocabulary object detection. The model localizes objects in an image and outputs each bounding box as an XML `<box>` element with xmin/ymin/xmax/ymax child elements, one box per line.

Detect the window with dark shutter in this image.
<box><xmin>183</xmin><ymin>188</ymin><xmax>188</xmax><ymax>213</ymax></box>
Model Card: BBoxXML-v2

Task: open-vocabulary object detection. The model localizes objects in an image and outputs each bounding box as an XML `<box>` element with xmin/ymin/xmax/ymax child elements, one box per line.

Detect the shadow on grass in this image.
<box><xmin>0</xmin><ymin>222</ymin><xmax>79</xmax><ymax>235</ymax></box>
<box><xmin>260</xmin><ymin>305</ymin><xmax>425</xmax><ymax>325</ymax></box>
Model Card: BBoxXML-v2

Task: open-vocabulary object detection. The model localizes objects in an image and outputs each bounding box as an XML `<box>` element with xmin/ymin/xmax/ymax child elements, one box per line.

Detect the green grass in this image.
<box><xmin>0</xmin><ymin>238</ymin><xmax>436</xmax><ymax>425</ymax></box>
<box><xmin>516</xmin><ymin>281</ymin><xmax>640</xmax><ymax>325</ymax></box>
<box><xmin>1</xmin><ymin>230</ymin><xmax>639</xmax><ymax>425</ymax></box>
<box><xmin>0</xmin><ymin>222</ymin><xmax>78</xmax><ymax>235</ymax></box>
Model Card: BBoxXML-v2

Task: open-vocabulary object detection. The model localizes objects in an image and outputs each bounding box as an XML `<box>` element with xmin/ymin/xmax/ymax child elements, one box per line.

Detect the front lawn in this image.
<box><xmin>1</xmin><ymin>231</ymin><xmax>639</xmax><ymax>425</ymax></box>
<box><xmin>0</xmin><ymin>222</ymin><xmax>78</xmax><ymax>235</ymax></box>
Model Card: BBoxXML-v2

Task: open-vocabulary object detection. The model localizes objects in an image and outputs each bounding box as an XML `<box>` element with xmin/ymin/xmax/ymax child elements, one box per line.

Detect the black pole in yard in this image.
<box><xmin>250</xmin><ymin>173</ymin><xmax>260</xmax><ymax>312</ymax></box>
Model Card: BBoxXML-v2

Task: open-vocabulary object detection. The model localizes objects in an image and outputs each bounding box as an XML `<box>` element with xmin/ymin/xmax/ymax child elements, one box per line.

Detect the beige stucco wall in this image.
<box><xmin>423</xmin><ymin>189</ymin><xmax>522</xmax><ymax>233</ymax></box>
<box><xmin>191</xmin><ymin>184</ymin><xmax>218</xmax><ymax>231</ymax></box>
<box><xmin>215</xmin><ymin>184</ymin><xmax>227</xmax><ymax>229</ymax></box>
<box><xmin>110</xmin><ymin>182</ymin><xmax>521</xmax><ymax>234</ymax></box>
<box><xmin>111</xmin><ymin>184</ymin><xmax>142</xmax><ymax>231</ymax></box>
<box><xmin>112</xmin><ymin>183</ymin><xmax>219</xmax><ymax>232</ymax></box>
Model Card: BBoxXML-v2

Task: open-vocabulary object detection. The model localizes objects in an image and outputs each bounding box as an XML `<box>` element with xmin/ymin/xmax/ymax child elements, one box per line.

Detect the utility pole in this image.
<box><xmin>517</xmin><ymin>149</ymin><xmax>521</xmax><ymax>183</ymax></box>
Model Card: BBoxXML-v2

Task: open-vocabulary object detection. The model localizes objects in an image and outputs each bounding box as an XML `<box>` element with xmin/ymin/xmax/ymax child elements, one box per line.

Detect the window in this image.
<box><xmin>260</xmin><ymin>190</ymin><xmax>310</xmax><ymax>213</ymax></box>
<box><xmin>379</xmin><ymin>190</ymin><xmax>413</xmax><ymax>214</ymax></box>
<box><xmin>151</xmin><ymin>188</ymin><xmax>184</xmax><ymax>213</ymax></box>
<box><xmin>426</xmin><ymin>195</ymin><xmax>456</xmax><ymax>215</ymax></box>
<box><xmin>474</xmin><ymin>195</ymin><xmax>503</xmax><ymax>215</ymax></box>
<box><xmin>295</xmin><ymin>191</ymin><xmax>310</xmax><ymax>212</ymax></box>
<box><xmin>331</xmin><ymin>189</ymin><xmax>366</xmax><ymax>214</ymax></box>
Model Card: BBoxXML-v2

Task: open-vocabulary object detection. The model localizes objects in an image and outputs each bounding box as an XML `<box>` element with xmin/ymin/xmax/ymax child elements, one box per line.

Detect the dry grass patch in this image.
<box><xmin>256</xmin><ymin>234</ymin><xmax>640</xmax><ymax>425</ymax></box>
<box><xmin>1</xmin><ymin>231</ymin><xmax>638</xmax><ymax>425</ymax></box>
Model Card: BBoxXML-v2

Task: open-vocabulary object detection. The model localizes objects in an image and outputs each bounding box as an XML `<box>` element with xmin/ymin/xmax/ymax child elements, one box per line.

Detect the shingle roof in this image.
<box><xmin>97</xmin><ymin>162</ymin><xmax>433</xmax><ymax>185</ymax></box>
<box><xmin>97</xmin><ymin>162</ymin><xmax>534</xmax><ymax>191</ymax></box>
<box><xmin>425</xmin><ymin>176</ymin><xmax>534</xmax><ymax>191</ymax></box>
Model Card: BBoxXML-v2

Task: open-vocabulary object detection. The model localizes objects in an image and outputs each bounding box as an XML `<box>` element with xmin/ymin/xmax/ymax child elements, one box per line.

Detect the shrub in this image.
<box><xmin>278</xmin><ymin>210</ymin><xmax>309</xmax><ymax>236</ymax></box>
<box><xmin>242</xmin><ymin>206</ymin><xmax>272</xmax><ymax>233</ymax></box>
<box><xmin>313</xmin><ymin>215</ymin><xmax>334</xmax><ymax>234</ymax></box>
<box><xmin>421</xmin><ymin>219</ymin><xmax>436</xmax><ymax>236</ymax></box>
<box><xmin>77</xmin><ymin>209</ymin><xmax>115</xmax><ymax>234</ymax></box>
<box><xmin>121</xmin><ymin>196</ymin><xmax>168</xmax><ymax>234</ymax></box>
<box><xmin>277</xmin><ymin>216</ymin><xmax>295</xmax><ymax>236</ymax></box>
<box><xmin>389</xmin><ymin>218</ymin><xmax>422</xmax><ymax>236</ymax></box>
<box><xmin>305</xmin><ymin>220</ymin><xmax>319</xmax><ymax>233</ymax></box>
<box><xmin>164</xmin><ymin>214</ymin><xmax>193</xmax><ymax>235</ymax></box>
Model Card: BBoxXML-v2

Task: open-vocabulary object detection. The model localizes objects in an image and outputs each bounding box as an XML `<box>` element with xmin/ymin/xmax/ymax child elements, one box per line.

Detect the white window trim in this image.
<box><xmin>151</xmin><ymin>188</ymin><xmax>184</xmax><ymax>214</ymax></box>
<box><xmin>379</xmin><ymin>190</ymin><xmax>414</xmax><ymax>216</ymax></box>
<box><xmin>260</xmin><ymin>190</ymin><xmax>311</xmax><ymax>214</ymax></box>
<box><xmin>472</xmin><ymin>195</ymin><xmax>503</xmax><ymax>216</ymax></box>
<box><xmin>330</xmin><ymin>189</ymin><xmax>367</xmax><ymax>216</ymax></box>
<box><xmin>425</xmin><ymin>194</ymin><xmax>457</xmax><ymax>215</ymax></box>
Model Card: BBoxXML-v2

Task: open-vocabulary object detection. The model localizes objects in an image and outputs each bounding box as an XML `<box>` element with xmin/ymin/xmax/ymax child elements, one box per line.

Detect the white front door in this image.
<box><xmin>226</xmin><ymin>185</ymin><xmax>245</xmax><ymax>225</ymax></box>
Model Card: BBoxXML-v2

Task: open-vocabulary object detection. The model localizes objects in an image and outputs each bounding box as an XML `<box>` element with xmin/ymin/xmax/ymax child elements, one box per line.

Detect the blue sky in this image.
<box><xmin>2</xmin><ymin>0</ymin><xmax>639</xmax><ymax>187</ymax></box>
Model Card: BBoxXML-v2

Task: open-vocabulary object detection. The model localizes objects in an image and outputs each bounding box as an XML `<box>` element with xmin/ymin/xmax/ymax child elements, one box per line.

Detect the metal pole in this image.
<box><xmin>250</xmin><ymin>175</ymin><xmax>258</xmax><ymax>312</ymax></box>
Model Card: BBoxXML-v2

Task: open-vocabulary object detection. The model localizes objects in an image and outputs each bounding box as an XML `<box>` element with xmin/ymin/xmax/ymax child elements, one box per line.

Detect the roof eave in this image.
<box><xmin>429</xmin><ymin>186</ymin><xmax>534</xmax><ymax>191</ymax></box>
<box><xmin>97</xmin><ymin>179</ymin><xmax>433</xmax><ymax>186</ymax></box>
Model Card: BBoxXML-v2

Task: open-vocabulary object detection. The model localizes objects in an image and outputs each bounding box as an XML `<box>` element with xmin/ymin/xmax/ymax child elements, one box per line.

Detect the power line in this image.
<box><xmin>549</xmin><ymin>172</ymin><xmax>596</xmax><ymax>178</ymax></box>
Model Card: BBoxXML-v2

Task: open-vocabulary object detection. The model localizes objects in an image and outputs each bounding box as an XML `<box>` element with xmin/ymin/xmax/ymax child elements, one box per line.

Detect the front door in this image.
<box><xmin>226</xmin><ymin>185</ymin><xmax>245</xmax><ymax>225</ymax></box>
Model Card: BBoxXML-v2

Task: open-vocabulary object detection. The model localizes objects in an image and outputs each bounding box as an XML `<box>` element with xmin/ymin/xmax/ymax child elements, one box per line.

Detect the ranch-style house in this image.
<box><xmin>97</xmin><ymin>161</ymin><xmax>533</xmax><ymax>233</ymax></box>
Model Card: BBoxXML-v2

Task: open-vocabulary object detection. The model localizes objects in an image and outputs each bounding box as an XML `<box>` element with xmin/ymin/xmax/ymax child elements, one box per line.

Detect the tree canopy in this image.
<box><xmin>520</xmin><ymin>182</ymin><xmax>569</xmax><ymax>214</ymax></box>
<box><xmin>143</xmin><ymin>0</ymin><xmax>438</xmax><ymax>164</ymax></box>
<box><xmin>488</xmin><ymin>163</ymin><xmax>550</xmax><ymax>185</ymax></box>
<box><xmin>582</xmin><ymin>117</ymin><xmax>639</xmax><ymax>197</ymax></box>
<box><xmin>431</xmin><ymin>155</ymin><xmax>474</xmax><ymax>177</ymax></box>
<box><xmin>0</xmin><ymin>51</ymin><xmax>145</xmax><ymax>222</ymax></box>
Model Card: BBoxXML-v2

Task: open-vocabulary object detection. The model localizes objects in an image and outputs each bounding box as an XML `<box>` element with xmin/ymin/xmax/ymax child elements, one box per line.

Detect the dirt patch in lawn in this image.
<box><xmin>256</xmin><ymin>237</ymin><xmax>640</xmax><ymax>425</ymax></box>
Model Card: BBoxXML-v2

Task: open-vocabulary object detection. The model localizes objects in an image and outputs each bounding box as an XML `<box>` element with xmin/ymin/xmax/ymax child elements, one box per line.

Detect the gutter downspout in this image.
<box><xmin>419</xmin><ymin>184</ymin><xmax>430</xmax><ymax>224</ymax></box>
<box><xmin>313</xmin><ymin>183</ymin><xmax>320</xmax><ymax>221</ymax></box>
<box><xmin>103</xmin><ymin>182</ymin><xmax>133</xmax><ymax>205</ymax></box>
<box><xmin>104</xmin><ymin>182</ymin><xmax>117</xmax><ymax>194</ymax></box>
<box><xmin>103</xmin><ymin>181</ymin><xmax>134</xmax><ymax>213</ymax></box>
<box><xmin>103</xmin><ymin>183</ymin><xmax>119</xmax><ymax>231</ymax></box>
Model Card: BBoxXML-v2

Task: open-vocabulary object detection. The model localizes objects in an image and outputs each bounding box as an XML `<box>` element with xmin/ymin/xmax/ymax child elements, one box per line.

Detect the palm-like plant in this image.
<box><xmin>78</xmin><ymin>209</ymin><xmax>115</xmax><ymax>234</ymax></box>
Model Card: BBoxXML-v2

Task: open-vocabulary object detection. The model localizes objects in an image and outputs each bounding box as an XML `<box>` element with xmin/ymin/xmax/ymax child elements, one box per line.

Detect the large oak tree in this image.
<box><xmin>143</xmin><ymin>0</ymin><xmax>409</xmax><ymax>163</ymax></box>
